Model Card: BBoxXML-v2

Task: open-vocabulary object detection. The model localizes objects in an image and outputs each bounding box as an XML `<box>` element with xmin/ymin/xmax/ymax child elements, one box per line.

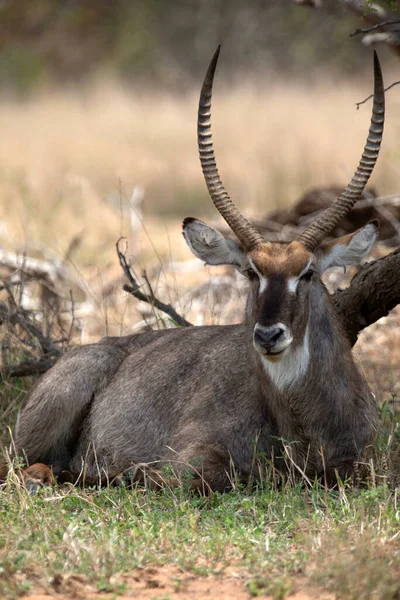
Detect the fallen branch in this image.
<box><xmin>0</xmin><ymin>249</ymin><xmax>67</xmax><ymax>285</ymax></box>
<box><xmin>297</xmin><ymin>193</ymin><xmax>400</xmax><ymax>241</ymax></box>
<box><xmin>116</xmin><ymin>238</ymin><xmax>192</xmax><ymax>328</ymax></box>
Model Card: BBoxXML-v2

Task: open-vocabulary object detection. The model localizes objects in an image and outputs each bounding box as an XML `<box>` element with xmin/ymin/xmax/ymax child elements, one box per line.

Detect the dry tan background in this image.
<box><xmin>0</xmin><ymin>0</ymin><xmax>399</xmax><ymax>372</ymax></box>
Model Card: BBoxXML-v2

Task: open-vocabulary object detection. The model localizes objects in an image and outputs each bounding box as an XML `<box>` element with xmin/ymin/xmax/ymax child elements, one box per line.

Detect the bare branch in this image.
<box><xmin>0</xmin><ymin>285</ymin><xmax>62</xmax><ymax>357</ymax></box>
<box><xmin>66</xmin><ymin>289</ymin><xmax>76</xmax><ymax>342</ymax></box>
<box><xmin>351</xmin><ymin>18</ymin><xmax>400</xmax><ymax>37</ymax></box>
<box><xmin>296</xmin><ymin>0</ymin><xmax>400</xmax><ymax>58</ymax></box>
<box><xmin>142</xmin><ymin>269</ymin><xmax>156</xmax><ymax>301</ymax></box>
<box><xmin>356</xmin><ymin>80</ymin><xmax>400</xmax><ymax>109</ymax></box>
<box><xmin>116</xmin><ymin>238</ymin><xmax>192</xmax><ymax>328</ymax></box>
<box><xmin>2</xmin><ymin>234</ymin><xmax>398</xmax><ymax>378</ymax></box>
<box><xmin>294</xmin><ymin>0</ymin><xmax>322</xmax><ymax>7</ymax></box>
<box><xmin>0</xmin><ymin>252</ymin><xmax>77</xmax><ymax>379</ymax></box>
<box><xmin>2</xmin><ymin>355</ymin><xmax>59</xmax><ymax>378</ymax></box>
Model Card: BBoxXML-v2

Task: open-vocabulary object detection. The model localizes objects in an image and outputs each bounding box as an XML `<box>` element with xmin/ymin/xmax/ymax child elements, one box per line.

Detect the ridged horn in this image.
<box><xmin>297</xmin><ymin>51</ymin><xmax>385</xmax><ymax>252</ymax></box>
<box><xmin>198</xmin><ymin>45</ymin><xmax>265</xmax><ymax>249</ymax></box>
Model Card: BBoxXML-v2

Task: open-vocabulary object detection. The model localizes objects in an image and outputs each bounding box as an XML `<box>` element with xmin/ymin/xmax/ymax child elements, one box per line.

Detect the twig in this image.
<box><xmin>350</xmin><ymin>18</ymin><xmax>400</xmax><ymax>37</ymax></box>
<box><xmin>2</xmin><ymin>355</ymin><xmax>59</xmax><ymax>378</ymax></box>
<box><xmin>0</xmin><ymin>299</ymin><xmax>62</xmax><ymax>358</ymax></box>
<box><xmin>116</xmin><ymin>238</ymin><xmax>192</xmax><ymax>328</ymax></box>
<box><xmin>142</xmin><ymin>269</ymin><xmax>156</xmax><ymax>300</ymax></box>
<box><xmin>0</xmin><ymin>277</ymin><xmax>64</xmax><ymax>378</ymax></box>
<box><xmin>67</xmin><ymin>289</ymin><xmax>76</xmax><ymax>342</ymax></box>
<box><xmin>356</xmin><ymin>81</ymin><xmax>400</xmax><ymax>109</ymax></box>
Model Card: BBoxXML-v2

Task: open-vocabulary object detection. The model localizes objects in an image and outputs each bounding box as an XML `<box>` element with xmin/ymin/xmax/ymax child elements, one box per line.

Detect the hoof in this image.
<box><xmin>21</xmin><ymin>463</ymin><xmax>55</xmax><ymax>492</ymax></box>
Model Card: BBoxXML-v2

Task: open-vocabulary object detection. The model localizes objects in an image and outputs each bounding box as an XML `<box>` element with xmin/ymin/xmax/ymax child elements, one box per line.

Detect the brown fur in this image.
<box><xmin>7</xmin><ymin>230</ymin><xmax>378</xmax><ymax>493</ymax></box>
<box><xmin>0</xmin><ymin>460</ymin><xmax>55</xmax><ymax>491</ymax></box>
<box><xmin>249</xmin><ymin>241</ymin><xmax>311</xmax><ymax>275</ymax></box>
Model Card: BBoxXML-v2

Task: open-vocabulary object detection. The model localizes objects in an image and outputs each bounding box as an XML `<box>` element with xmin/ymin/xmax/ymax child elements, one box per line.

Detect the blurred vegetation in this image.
<box><xmin>0</xmin><ymin>0</ymin><xmax>399</xmax><ymax>95</ymax></box>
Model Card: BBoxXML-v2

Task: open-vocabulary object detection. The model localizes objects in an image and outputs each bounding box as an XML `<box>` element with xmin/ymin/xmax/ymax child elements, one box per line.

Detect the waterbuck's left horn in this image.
<box><xmin>198</xmin><ymin>45</ymin><xmax>265</xmax><ymax>250</ymax></box>
<box><xmin>297</xmin><ymin>51</ymin><xmax>385</xmax><ymax>252</ymax></box>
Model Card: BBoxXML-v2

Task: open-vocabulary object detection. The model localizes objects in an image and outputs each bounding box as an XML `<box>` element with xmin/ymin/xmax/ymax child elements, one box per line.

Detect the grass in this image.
<box><xmin>2</xmin><ymin>315</ymin><xmax>399</xmax><ymax>599</ymax></box>
<box><xmin>1</xmin><ymin>470</ymin><xmax>400</xmax><ymax>599</ymax></box>
<box><xmin>0</xmin><ymin>77</ymin><xmax>400</xmax><ymax>598</ymax></box>
<box><xmin>1</xmin><ymin>385</ymin><xmax>400</xmax><ymax>599</ymax></box>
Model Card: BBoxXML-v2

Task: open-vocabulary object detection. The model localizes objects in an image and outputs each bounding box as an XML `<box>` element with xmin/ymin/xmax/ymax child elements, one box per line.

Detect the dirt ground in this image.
<box><xmin>21</xmin><ymin>565</ymin><xmax>334</xmax><ymax>599</ymax></box>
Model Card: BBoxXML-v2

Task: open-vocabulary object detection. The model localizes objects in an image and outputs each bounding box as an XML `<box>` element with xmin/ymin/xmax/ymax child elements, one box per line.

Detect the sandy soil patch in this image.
<box><xmin>22</xmin><ymin>565</ymin><xmax>334</xmax><ymax>599</ymax></box>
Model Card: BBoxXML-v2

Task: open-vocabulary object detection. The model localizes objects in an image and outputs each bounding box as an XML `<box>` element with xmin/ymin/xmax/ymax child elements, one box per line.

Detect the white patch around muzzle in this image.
<box><xmin>253</xmin><ymin>322</ymin><xmax>293</xmax><ymax>356</ymax></box>
<box><xmin>259</xmin><ymin>325</ymin><xmax>310</xmax><ymax>390</ymax></box>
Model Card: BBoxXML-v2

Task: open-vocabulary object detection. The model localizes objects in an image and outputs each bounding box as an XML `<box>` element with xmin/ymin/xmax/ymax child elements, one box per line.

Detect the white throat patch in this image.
<box><xmin>260</xmin><ymin>326</ymin><xmax>310</xmax><ymax>391</ymax></box>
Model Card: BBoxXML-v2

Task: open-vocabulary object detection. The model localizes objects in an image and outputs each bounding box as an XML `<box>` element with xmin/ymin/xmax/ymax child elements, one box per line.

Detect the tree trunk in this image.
<box><xmin>333</xmin><ymin>247</ymin><xmax>400</xmax><ymax>346</ymax></box>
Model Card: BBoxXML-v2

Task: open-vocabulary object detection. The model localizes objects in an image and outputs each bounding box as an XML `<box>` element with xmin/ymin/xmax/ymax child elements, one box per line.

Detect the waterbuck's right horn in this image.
<box><xmin>297</xmin><ymin>51</ymin><xmax>385</xmax><ymax>252</ymax></box>
<box><xmin>198</xmin><ymin>45</ymin><xmax>265</xmax><ymax>250</ymax></box>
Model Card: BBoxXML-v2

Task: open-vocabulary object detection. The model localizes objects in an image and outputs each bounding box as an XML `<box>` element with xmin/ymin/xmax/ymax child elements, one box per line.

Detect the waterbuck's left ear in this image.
<box><xmin>182</xmin><ymin>217</ymin><xmax>246</xmax><ymax>268</ymax></box>
<box><xmin>315</xmin><ymin>220</ymin><xmax>379</xmax><ymax>274</ymax></box>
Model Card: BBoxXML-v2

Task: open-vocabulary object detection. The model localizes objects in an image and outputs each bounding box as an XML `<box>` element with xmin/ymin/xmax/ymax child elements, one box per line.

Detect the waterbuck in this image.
<box><xmin>4</xmin><ymin>48</ymin><xmax>385</xmax><ymax>491</ymax></box>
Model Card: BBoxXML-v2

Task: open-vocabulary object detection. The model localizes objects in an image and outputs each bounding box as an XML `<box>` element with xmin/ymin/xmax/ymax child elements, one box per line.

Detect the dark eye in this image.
<box><xmin>245</xmin><ymin>267</ymin><xmax>258</xmax><ymax>281</ymax></box>
<box><xmin>301</xmin><ymin>268</ymin><xmax>315</xmax><ymax>281</ymax></box>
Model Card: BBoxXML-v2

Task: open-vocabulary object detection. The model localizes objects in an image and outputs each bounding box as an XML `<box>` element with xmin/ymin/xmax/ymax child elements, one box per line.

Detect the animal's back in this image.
<box><xmin>14</xmin><ymin>324</ymin><xmax>268</xmax><ymax>482</ymax></box>
<box><xmin>70</xmin><ymin>324</ymin><xmax>269</xmax><ymax>478</ymax></box>
<box><xmin>14</xmin><ymin>341</ymin><xmax>129</xmax><ymax>474</ymax></box>
<box><xmin>14</xmin><ymin>329</ymin><xmax>176</xmax><ymax>468</ymax></box>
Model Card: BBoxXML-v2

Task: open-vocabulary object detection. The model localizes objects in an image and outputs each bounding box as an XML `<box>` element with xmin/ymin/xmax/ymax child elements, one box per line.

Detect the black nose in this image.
<box><xmin>254</xmin><ymin>326</ymin><xmax>286</xmax><ymax>351</ymax></box>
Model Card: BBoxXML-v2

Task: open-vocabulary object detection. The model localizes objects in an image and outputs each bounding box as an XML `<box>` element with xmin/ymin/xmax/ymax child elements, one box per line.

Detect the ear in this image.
<box><xmin>315</xmin><ymin>220</ymin><xmax>379</xmax><ymax>274</ymax></box>
<box><xmin>182</xmin><ymin>217</ymin><xmax>245</xmax><ymax>268</ymax></box>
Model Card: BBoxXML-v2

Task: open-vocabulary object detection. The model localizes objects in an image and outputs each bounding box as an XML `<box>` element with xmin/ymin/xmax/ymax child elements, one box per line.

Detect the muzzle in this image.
<box><xmin>253</xmin><ymin>323</ymin><xmax>293</xmax><ymax>356</ymax></box>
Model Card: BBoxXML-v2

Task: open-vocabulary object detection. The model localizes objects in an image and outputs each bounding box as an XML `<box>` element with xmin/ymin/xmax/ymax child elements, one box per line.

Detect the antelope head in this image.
<box><xmin>183</xmin><ymin>47</ymin><xmax>384</xmax><ymax>363</ymax></box>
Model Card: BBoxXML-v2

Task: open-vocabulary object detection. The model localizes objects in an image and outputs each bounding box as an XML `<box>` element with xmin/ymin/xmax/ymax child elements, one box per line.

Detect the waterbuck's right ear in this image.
<box><xmin>182</xmin><ymin>218</ymin><xmax>245</xmax><ymax>268</ymax></box>
<box><xmin>315</xmin><ymin>220</ymin><xmax>379</xmax><ymax>274</ymax></box>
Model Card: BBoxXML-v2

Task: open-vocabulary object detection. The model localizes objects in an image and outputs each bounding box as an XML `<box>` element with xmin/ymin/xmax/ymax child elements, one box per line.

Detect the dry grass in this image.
<box><xmin>0</xmin><ymin>75</ymin><xmax>399</xmax><ymax>340</ymax></box>
<box><xmin>0</xmin><ymin>75</ymin><xmax>399</xmax><ymax>259</ymax></box>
